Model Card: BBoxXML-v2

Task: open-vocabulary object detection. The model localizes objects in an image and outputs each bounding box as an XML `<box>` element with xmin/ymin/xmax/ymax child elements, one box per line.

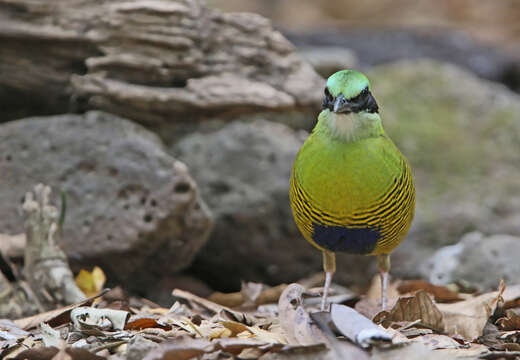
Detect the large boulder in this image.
<box><xmin>173</xmin><ymin>119</ymin><xmax>374</xmax><ymax>290</ymax></box>
<box><xmin>424</xmin><ymin>232</ymin><xmax>520</xmax><ymax>291</ymax></box>
<box><xmin>366</xmin><ymin>60</ymin><xmax>520</xmax><ymax>278</ymax></box>
<box><xmin>0</xmin><ymin>111</ymin><xmax>213</xmax><ymax>293</ymax></box>
<box><xmin>0</xmin><ymin>0</ymin><xmax>323</xmax><ymax>136</ymax></box>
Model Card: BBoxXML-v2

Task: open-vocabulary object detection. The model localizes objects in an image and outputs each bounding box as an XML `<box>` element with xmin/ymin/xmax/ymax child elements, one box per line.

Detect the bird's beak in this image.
<box><xmin>333</xmin><ymin>94</ymin><xmax>351</xmax><ymax>113</ymax></box>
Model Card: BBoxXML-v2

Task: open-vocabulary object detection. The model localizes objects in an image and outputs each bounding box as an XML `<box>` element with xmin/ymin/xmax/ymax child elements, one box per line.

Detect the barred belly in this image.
<box><xmin>289</xmin><ymin>159</ymin><xmax>415</xmax><ymax>255</ymax></box>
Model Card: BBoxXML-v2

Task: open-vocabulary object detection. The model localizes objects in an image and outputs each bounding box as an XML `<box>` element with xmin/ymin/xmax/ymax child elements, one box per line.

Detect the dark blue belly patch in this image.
<box><xmin>312</xmin><ymin>224</ymin><xmax>380</xmax><ymax>254</ymax></box>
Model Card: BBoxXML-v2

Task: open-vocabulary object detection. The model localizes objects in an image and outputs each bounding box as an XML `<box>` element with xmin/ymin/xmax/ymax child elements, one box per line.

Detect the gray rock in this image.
<box><xmin>422</xmin><ymin>232</ymin><xmax>520</xmax><ymax>291</ymax></box>
<box><xmin>0</xmin><ymin>111</ymin><xmax>212</xmax><ymax>292</ymax></box>
<box><xmin>173</xmin><ymin>119</ymin><xmax>376</xmax><ymax>290</ymax></box>
<box><xmin>298</xmin><ymin>46</ymin><xmax>359</xmax><ymax>78</ymax></box>
<box><xmin>287</xmin><ymin>28</ymin><xmax>520</xmax><ymax>92</ymax></box>
<box><xmin>0</xmin><ymin>0</ymin><xmax>323</xmax><ymax>134</ymax></box>
<box><xmin>363</xmin><ymin>60</ymin><xmax>520</xmax><ymax>279</ymax></box>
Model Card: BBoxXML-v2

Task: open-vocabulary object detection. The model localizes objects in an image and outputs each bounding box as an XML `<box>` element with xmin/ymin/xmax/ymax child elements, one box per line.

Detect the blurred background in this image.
<box><xmin>1</xmin><ymin>0</ymin><xmax>520</xmax><ymax>307</ymax></box>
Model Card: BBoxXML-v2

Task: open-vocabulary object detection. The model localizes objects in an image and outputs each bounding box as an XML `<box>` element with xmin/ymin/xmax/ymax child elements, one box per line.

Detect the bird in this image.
<box><xmin>289</xmin><ymin>69</ymin><xmax>415</xmax><ymax>311</ymax></box>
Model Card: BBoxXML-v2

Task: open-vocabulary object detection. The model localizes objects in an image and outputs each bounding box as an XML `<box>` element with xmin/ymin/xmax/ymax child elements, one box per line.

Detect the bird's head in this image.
<box><xmin>322</xmin><ymin>70</ymin><xmax>379</xmax><ymax>114</ymax></box>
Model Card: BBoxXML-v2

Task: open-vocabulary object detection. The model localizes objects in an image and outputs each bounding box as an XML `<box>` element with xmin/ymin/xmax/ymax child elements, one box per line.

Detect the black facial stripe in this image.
<box><xmin>321</xmin><ymin>86</ymin><xmax>379</xmax><ymax>113</ymax></box>
<box><xmin>322</xmin><ymin>87</ymin><xmax>334</xmax><ymax>110</ymax></box>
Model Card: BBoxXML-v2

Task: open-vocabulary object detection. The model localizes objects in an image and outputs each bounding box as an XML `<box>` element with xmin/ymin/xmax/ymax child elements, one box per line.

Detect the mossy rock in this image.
<box><xmin>367</xmin><ymin>60</ymin><xmax>520</xmax><ymax>274</ymax></box>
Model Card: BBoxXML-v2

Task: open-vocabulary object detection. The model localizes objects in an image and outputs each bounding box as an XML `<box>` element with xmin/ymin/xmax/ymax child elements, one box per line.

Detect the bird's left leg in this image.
<box><xmin>377</xmin><ymin>254</ymin><xmax>391</xmax><ymax>310</ymax></box>
<box><xmin>321</xmin><ymin>250</ymin><xmax>336</xmax><ymax>312</ymax></box>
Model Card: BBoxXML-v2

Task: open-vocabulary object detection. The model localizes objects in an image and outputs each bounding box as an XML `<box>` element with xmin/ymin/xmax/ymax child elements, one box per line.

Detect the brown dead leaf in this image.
<box><xmin>213</xmin><ymin>338</ymin><xmax>268</xmax><ymax>353</ymax></box>
<box><xmin>496</xmin><ymin>309</ymin><xmax>520</xmax><ymax>331</ymax></box>
<box><xmin>208</xmin><ymin>292</ymin><xmax>244</xmax><ymax>308</ymax></box>
<box><xmin>438</xmin><ymin>281</ymin><xmax>505</xmax><ymax>341</ymax></box>
<box><xmin>173</xmin><ymin>288</ymin><xmax>257</xmax><ymax>326</ymax></box>
<box><xmin>14</xmin><ymin>289</ymin><xmax>109</xmax><ymax>330</ymax></box>
<box><xmin>220</xmin><ymin>321</ymin><xmax>249</xmax><ymax>336</ymax></box>
<box><xmin>125</xmin><ymin>316</ymin><xmax>172</xmax><ymax>331</ymax></box>
<box><xmin>11</xmin><ymin>347</ymin><xmax>106</xmax><ymax>360</ymax></box>
<box><xmin>398</xmin><ymin>280</ymin><xmax>462</xmax><ymax>303</ymax></box>
<box><xmin>258</xmin><ymin>344</ymin><xmax>329</xmax><ymax>360</ymax></box>
<box><xmin>142</xmin><ymin>336</ymin><xmax>214</xmax><ymax>360</ymax></box>
<box><xmin>209</xmin><ymin>284</ymin><xmax>288</xmax><ymax>308</ymax></box>
<box><xmin>374</xmin><ymin>290</ymin><xmax>444</xmax><ymax>333</ymax></box>
<box><xmin>502</xmin><ymin>284</ymin><xmax>520</xmax><ymax>310</ymax></box>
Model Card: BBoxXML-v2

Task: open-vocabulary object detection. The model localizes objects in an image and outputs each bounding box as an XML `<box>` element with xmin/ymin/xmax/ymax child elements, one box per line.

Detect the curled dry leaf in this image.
<box><xmin>14</xmin><ymin>290</ymin><xmax>108</xmax><ymax>330</ymax></box>
<box><xmin>437</xmin><ymin>282</ymin><xmax>505</xmax><ymax>341</ymax></box>
<box><xmin>70</xmin><ymin>307</ymin><xmax>129</xmax><ymax>331</ymax></box>
<box><xmin>330</xmin><ymin>304</ymin><xmax>391</xmax><ymax>348</ymax></box>
<box><xmin>278</xmin><ymin>284</ymin><xmax>327</xmax><ymax>346</ymax></box>
<box><xmin>397</xmin><ymin>280</ymin><xmax>462</xmax><ymax>303</ymax></box>
<box><xmin>374</xmin><ymin>290</ymin><xmax>444</xmax><ymax>333</ymax></box>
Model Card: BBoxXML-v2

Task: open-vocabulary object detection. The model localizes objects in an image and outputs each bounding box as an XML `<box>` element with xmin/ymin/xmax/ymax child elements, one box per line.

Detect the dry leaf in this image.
<box><xmin>208</xmin><ymin>292</ymin><xmax>244</xmax><ymax>308</ymax></box>
<box><xmin>70</xmin><ymin>307</ymin><xmax>129</xmax><ymax>331</ymax></box>
<box><xmin>10</xmin><ymin>347</ymin><xmax>105</xmax><ymax>360</ymax></box>
<box><xmin>246</xmin><ymin>326</ymin><xmax>287</xmax><ymax>344</ymax></box>
<box><xmin>278</xmin><ymin>284</ymin><xmax>327</xmax><ymax>346</ymax></box>
<box><xmin>74</xmin><ymin>267</ymin><xmax>106</xmax><ymax>298</ymax></box>
<box><xmin>14</xmin><ymin>290</ymin><xmax>108</xmax><ymax>330</ymax></box>
<box><xmin>412</xmin><ymin>334</ymin><xmax>462</xmax><ymax>350</ymax></box>
<box><xmin>237</xmin><ymin>347</ymin><xmax>264</xmax><ymax>359</ymax></box>
<box><xmin>330</xmin><ymin>304</ymin><xmax>391</xmax><ymax>348</ymax></box>
<box><xmin>209</xmin><ymin>284</ymin><xmax>288</xmax><ymax>308</ymax></box>
<box><xmin>173</xmin><ymin>288</ymin><xmax>254</xmax><ymax>325</ymax></box>
<box><xmin>502</xmin><ymin>284</ymin><xmax>520</xmax><ymax>310</ymax></box>
<box><xmin>398</xmin><ymin>280</ymin><xmax>462</xmax><ymax>303</ymax></box>
<box><xmin>142</xmin><ymin>336</ymin><xmax>214</xmax><ymax>360</ymax></box>
<box><xmin>213</xmin><ymin>338</ymin><xmax>267</xmax><ymax>353</ymax></box>
<box><xmin>220</xmin><ymin>321</ymin><xmax>249</xmax><ymax>336</ymax></box>
<box><xmin>374</xmin><ymin>290</ymin><xmax>444</xmax><ymax>333</ymax></box>
<box><xmin>438</xmin><ymin>282</ymin><xmax>505</xmax><ymax>341</ymax></box>
<box><xmin>125</xmin><ymin>316</ymin><xmax>172</xmax><ymax>331</ymax></box>
<box><xmin>0</xmin><ymin>319</ymin><xmax>29</xmax><ymax>350</ymax></box>
<box><xmin>497</xmin><ymin>309</ymin><xmax>520</xmax><ymax>331</ymax></box>
<box><xmin>40</xmin><ymin>323</ymin><xmax>63</xmax><ymax>348</ymax></box>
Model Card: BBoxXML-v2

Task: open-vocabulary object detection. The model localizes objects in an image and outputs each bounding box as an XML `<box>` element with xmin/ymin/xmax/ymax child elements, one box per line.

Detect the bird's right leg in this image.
<box><xmin>321</xmin><ymin>250</ymin><xmax>336</xmax><ymax>312</ymax></box>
